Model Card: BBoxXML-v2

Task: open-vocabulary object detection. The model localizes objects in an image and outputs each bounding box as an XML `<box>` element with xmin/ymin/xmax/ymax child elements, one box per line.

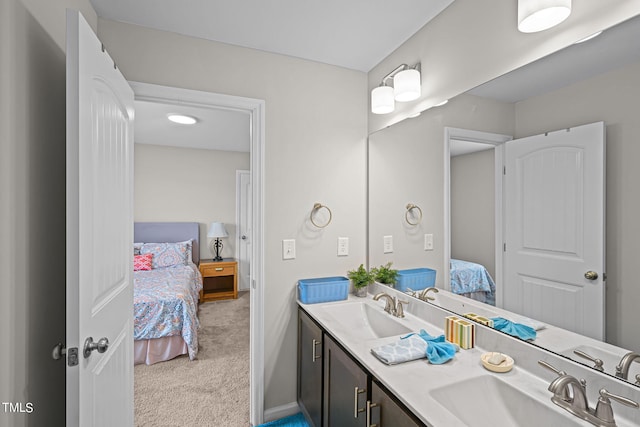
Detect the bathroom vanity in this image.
<box><xmin>297</xmin><ymin>283</ymin><xmax>640</xmax><ymax>427</ymax></box>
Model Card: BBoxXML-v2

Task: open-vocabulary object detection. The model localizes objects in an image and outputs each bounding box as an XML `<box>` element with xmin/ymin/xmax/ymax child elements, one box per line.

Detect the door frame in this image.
<box><xmin>236</xmin><ymin>169</ymin><xmax>251</xmax><ymax>291</ymax></box>
<box><xmin>129</xmin><ymin>82</ymin><xmax>265</xmax><ymax>424</ymax></box>
<box><xmin>444</xmin><ymin>127</ymin><xmax>511</xmax><ymax>305</ymax></box>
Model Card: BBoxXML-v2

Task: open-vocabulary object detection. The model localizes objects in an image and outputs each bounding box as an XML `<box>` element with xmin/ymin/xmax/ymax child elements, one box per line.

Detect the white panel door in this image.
<box><xmin>66</xmin><ymin>10</ymin><xmax>134</xmax><ymax>426</ymax></box>
<box><xmin>236</xmin><ymin>170</ymin><xmax>252</xmax><ymax>291</ymax></box>
<box><xmin>504</xmin><ymin>122</ymin><xmax>605</xmax><ymax>339</ymax></box>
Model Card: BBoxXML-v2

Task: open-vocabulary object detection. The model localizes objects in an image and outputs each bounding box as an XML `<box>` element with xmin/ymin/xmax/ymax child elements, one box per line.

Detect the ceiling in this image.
<box><xmin>90</xmin><ymin>0</ymin><xmax>454</xmax><ymax>72</ymax></box>
<box><xmin>95</xmin><ymin>0</ymin><xmax>453</xmax><ymax>151</ymax></box>
<box><xmin>134</xmin><ymin>101</ymin><xmax>250</xmax><ymax>152</ymax></box>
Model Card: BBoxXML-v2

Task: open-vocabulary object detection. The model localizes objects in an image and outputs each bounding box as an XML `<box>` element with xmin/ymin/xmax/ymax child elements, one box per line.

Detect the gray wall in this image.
<box><xmin>514</xmin><ymin>60</ymin><xmax>640</xmax><ymax>352</ymax></box>
<box><xmin>96</xmin><ymin>19</ymin><xmax>369</xmax><ymax>411</ymax></box>
<box><xmin>451</xmin><ymin>149</ymin><xmax>495</xmax><ymax>278</ymax></box>
<box><xmin>0</xmin><ymin>1</ymin><xmax>97</xmax><ymax>426</ymax></box>
<box><xmin>134</xmin><ymin>144</ymin><xmax>250</xmax><ymax>260</ymax></box>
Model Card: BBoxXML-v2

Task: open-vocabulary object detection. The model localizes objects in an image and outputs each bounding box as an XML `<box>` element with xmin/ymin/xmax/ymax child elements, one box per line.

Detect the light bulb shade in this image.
<box><xmin>371</xmin><ymin>85</ymin><xmax>395</xmax><ymax>114</ymax></box>
<box><xmin>393</xmin><ymin>69</ymin><xmax>421</xmax><ymax>102</ymax></box>
<box><xmin>207</xmin><ymin>222</ymin><xmax>228</xmax><ymax>238</ymax></box>
<box><xmin>518</xmin><ymin>0</ymin><xmax>571</xmax><ymax>33</ymax></box>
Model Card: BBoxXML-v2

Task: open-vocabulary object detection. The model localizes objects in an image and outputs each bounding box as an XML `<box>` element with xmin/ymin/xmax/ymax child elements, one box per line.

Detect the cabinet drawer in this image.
<box><xmin>201</xmin><ymin>265</ymin><xmax>234</xmax><ymax>277</ymax></box>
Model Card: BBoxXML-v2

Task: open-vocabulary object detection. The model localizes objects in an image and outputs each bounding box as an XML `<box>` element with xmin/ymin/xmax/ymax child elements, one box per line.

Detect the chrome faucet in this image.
<box><xmin>615</xmin><ymin>352</ymin><xmax>640</xmax><ymax>380</ymax></box>
<box><xmin>539</xmin><ymin>360</ymin><xmax>639</xmax><ymax>427</ymax></box>
<box><xmin>417</xmin><ymin>286</ymin><xmax>439</xmax><ymax>302</ymax></box>
<box><xmin>373</xmin><ymin>292</ymin><xmax>409</xmax><ymax>318</ymax></box>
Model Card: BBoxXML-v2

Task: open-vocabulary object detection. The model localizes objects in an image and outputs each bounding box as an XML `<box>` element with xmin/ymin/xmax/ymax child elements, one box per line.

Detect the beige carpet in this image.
<box><xmin>135</xmin><ymin>291</ymin><xmax>251</xmax><ymax>427</ymax></box>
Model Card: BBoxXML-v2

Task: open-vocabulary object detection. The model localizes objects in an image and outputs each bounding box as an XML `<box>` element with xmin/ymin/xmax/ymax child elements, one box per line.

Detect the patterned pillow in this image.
<box><xmin>141</xmin><ymin>241</ymin><xmax>190</xmax><ymax>269</ymax></box>
<box><xmin>133</xmin><ymin>254</ymin><xmax>153</xmax><ymax>271</ymax></box>
<box><xmin>133</xmin><ymin>242</ymin><xmax>144</xmax><ymax>256</ymax></box>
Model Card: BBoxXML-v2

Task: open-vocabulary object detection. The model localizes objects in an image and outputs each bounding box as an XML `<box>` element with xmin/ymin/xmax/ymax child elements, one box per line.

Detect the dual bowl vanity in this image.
<box><xmin>297</xmin><ymin>282</ymin><xmax>640</xmax><ymax>427</ymax></box>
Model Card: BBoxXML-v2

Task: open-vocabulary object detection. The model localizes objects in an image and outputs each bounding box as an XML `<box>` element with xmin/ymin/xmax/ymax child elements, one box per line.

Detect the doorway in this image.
<box><xmin>130</xmin><ymin>81</ymin><xmax>265</xmax><ymax>424</ymax></box>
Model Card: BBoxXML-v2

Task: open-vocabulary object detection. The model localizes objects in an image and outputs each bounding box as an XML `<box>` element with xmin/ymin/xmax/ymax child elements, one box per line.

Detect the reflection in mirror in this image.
<box><xmin>367</xmin><ymin>14</ymin><xmax>640</xmax><ymax>385</ymax></box>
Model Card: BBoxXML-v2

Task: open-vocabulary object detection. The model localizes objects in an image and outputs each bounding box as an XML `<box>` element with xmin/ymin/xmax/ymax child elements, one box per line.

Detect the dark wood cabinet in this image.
<box><xmin>298</xmin><ymin>308</ymin><xmax>323</xmax><ymax>427</ymax></box>
<box><xmin>297</xmin><ymin>308</ymin><xmax>426</xmax><ymax>427</ymax></box>
<box><xmin>369</xmin><ymin>380</ymin><xmax>424</xmax><ymax>427</ymax></box>
<box><xmin>323</xmin><ymin>335</ymin><xmax>368</xmax><ymax>427</ymax></box>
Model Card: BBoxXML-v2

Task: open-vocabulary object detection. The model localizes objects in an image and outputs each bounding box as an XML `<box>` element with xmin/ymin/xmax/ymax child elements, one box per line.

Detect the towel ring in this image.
<box><xmin>310</xmin><ymin>203</ymin><xmax>332</xmax><ymax>228</ymax></box>
<box><xmin>405</xmin><ymin>203</ymin><xmax>423</xmax><ymax>226</ymax></box>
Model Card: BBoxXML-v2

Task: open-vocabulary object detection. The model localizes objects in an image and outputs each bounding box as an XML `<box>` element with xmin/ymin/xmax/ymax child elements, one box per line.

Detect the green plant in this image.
<box><xmin>347</xmin><ymin>264</ymin><xmax>374</xmax><ymax>289</ymax></box>
<box><xmin>371</xmin><ymin>262</ymin><xmax>398</xmax><ymax>286</ymax></box>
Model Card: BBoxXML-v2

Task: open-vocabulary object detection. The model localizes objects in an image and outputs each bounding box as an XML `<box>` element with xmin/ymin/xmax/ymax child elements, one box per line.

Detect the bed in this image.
<box><xmin>133</xmin><ymin>222</ymin><xmax>203</xmax><ymax>365</ymax></box>
<box><xmin>450</xmin><ymin>259</ymin><xmax>496</xmax><ymax>306</ymax></box>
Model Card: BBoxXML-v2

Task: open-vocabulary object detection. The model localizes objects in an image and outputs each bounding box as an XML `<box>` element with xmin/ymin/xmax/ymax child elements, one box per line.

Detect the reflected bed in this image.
<box><xmin>450</xmin><ymin>259</ymin><xmax>496</xmax><ymax>306</ymax></box>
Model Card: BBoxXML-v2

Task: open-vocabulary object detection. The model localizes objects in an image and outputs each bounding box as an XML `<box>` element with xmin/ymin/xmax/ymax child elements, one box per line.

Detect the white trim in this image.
<box><xmin>129</xmin><ymin>82</ymin><xmax>266</xmax><ymax>425</ymax></box>
<box><xmin>444</xmin><ymin>127</ymin><xmax>511</xmax><ymax>301</ymax></box>
<box><xmin>263</xmin><ymin>402</ymin><xmax>300</xmax><ymax>424</ymax></box>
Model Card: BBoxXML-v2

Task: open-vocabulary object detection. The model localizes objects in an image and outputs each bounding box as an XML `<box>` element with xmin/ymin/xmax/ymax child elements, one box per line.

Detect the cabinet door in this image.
<box><xmin>323</xmin><ymin>336</ymin><xmax>368</xmax><ymax>427</ymax></box>
<box><xmin>369</xmin><ymin>380</ymin><xmax>425</xmax><ymax>427</ymax></box>
<box><xmin>298</xmin><ymin>308</ymin><xmax>323</xmax><ymax>427</ymax></box>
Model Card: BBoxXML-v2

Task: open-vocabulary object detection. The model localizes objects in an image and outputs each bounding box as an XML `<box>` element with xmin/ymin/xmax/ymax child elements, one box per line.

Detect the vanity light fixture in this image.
<box><xmin>517</xmin><ymin>0</ymin><xmax>572</xmax><ymax>33</ymax></box>
<box><xmin>371</xmin><ymin>62</ymin><xmax>421</xmax><ymax>114</ymax></box>
<box><xmin>574</xmin><ymin>30</ymin><xmax>603</xmax><ymax>44</ymax></box>
<box><xmin>167</xmin><ymin>114</ymin><xmax>198</xmax><ymax>125</ymax></box>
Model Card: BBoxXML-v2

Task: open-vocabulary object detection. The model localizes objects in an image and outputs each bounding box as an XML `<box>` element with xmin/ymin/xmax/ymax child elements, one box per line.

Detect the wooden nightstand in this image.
<box><xmin>199</xmin><ymin>259</ymin><xmax>238</xmax><ymax>302</ymax></box>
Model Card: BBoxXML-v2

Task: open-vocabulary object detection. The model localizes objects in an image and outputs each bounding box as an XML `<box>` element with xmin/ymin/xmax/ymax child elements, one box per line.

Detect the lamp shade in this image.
<box><xmin>371</xmin><ymin>85</ymin><xmax>395</xmax><ymax>114</ymax></box>
<box><xmin>518</xmin><ymin>0</ymin><xmax>571</xmax><ymax>33</ymax></box>
<box><xmin>393</xmin><ymin>68</ymin><xmax>421</xmax><ymax>102</ymax></box>
<box><xmin>207</xmin><ymin>222</ymin><xmax>228</xmax><ymax>238</ymax></box>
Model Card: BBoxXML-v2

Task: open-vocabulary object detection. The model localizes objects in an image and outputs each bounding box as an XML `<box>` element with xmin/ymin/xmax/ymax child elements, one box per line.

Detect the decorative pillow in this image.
<box><xmin>141</xmin><ymin>241</ymin><xmax>190</xmax><ymax>269</ymax></box>
<box><xmin>133</xmin><ymin>242</ymin><xmax>144</xmax><ymax>256</ymax></box>
<box><xmin>133</xmin><ymin>254</ymin><xmax>153</xmax><ymax>271</ymax></box>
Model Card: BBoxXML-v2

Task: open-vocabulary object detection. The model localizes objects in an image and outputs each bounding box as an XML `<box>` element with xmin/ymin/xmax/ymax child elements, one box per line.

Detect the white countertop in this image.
<box><xmin>298</xmin><ymin>293</ymin><xmax>599</xmax><ymax>427</ymax></box>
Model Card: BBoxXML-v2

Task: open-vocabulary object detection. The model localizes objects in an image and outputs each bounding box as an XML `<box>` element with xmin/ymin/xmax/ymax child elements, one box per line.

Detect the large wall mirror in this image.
<box><xmin>368</xmin><ymin>14</ymin><xmax>640</xmax><ymax>386</ymax></box>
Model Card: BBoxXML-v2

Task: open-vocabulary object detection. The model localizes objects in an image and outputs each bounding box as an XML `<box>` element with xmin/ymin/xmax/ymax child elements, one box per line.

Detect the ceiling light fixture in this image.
<box><xmin>517</xmin><ymin>0</ymin><xmax>572</xmax><ymax>33</ymax></box>
<box><xmin>167</xmin><ymin>114</ymin><xmax>198</xmax><ymax>125</ymax></box>
<box><xmin>371</xmin><ymin>62</ymin><xmax>421</xmax><ymax>114</ymax></box>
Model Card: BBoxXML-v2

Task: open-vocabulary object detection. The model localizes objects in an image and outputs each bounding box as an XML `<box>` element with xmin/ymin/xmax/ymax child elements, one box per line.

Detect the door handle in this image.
<box><xmin>584</xmin><ymin>271</ymin><xmax>599</xmax><ymax>280</ymax></box>
<box><xmin>83</xmin><ymin>337</ymin><xmax>109</xmax><ymax>358</ymax></box>
<box><xmin>366</xmin><ymin>400</ymin><xmax>379</xmax><ymax>427</ymax></box>
<box><xmin>312</xmin><ymin>339</ymin><xmax>321</xmax><ymax>362</ymax></box>
<box><xmin>241</xmin><ymin>235</ymin><xmax>247</xmax><ymax>240</ymax></box>
<box><xmin>354</xmin><ymin>387</ymin><xmax>366</xmax><ymax>418</ymax></box>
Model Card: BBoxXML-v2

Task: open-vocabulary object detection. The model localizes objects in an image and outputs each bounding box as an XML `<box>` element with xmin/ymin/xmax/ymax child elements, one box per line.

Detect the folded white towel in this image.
<box><xmin>371</xmin><ymin>335</ymin><xmax>428</xmax><ymax>365</ymax></box>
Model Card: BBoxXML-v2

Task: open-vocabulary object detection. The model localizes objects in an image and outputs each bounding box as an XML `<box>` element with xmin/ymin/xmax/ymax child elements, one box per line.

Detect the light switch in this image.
<box><xmin>283</xmin><ymin>239</ymin><xmax>296</xmax><ymax>260</ymax></box>
<box><xmin>337</xmin><ymin>237</ymin><xmax>349</xmax><ymax>256</ymax></box>
<box><xmin>383</xmin><ymin>235</ymin><xmax>393</xmax><ymax>253</ymax></box>
<box><xmin>424</xmin><ymin>234</ymin><xmax>433</xmax><ymax>251</ymax></box>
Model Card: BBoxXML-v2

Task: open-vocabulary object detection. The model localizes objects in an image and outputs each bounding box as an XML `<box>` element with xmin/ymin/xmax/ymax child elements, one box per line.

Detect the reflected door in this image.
<box><xmin>504</xmin><ymin>121</ymin><xmax>605</xmax><ymax>340</ymax></box>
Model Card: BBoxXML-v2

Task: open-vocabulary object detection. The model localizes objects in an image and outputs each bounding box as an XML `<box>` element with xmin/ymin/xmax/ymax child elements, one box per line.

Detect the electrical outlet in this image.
<box><xmin>283</xmin><ymin>239</ymin><xmax>296</xmax><ymax>260</ymax></box>
<box><xmin>383</xmin><ymin>235</ymin><xmax>393</xmax><ymax>253</ymax></box>
<box><xmin>424</xmin><ymin>234</ymin><xmax>433</xmax><ymax>251</ymax></box>
<box><xmin>337</xmin><ymin>237</ymin><xmax>349</xmax><ymax>256</ymax></box>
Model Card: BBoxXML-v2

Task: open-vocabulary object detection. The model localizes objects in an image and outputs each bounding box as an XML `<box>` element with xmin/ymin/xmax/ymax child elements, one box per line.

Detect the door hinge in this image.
<box><xmin>503</xmin><ymin>166</ymin><xmax>506</xmax><ymax>175</ymax></box>
<box><xmin>252</xmin><ymin>279</ymin><xmax>256</xmax><ymax>289</ymax></box>
<box><xmin>603</xmin><ymin>272</ymin><xmax>607</xmax><ymax>281</ymax></box>
<box><xmin>503</xmin><ymin>243</ymin><xmax>507</xmax><ymax>252</ymax></box>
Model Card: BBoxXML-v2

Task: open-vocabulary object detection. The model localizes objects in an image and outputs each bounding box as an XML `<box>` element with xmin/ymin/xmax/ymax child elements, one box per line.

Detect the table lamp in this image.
<box><xmin>207</xmin><ymin>222</ymin><xmax>228</xmax><ymax>261</ymax></box>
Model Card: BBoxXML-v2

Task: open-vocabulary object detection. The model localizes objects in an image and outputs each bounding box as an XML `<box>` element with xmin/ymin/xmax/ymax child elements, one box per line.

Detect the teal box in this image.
<box><xmin>396</xmin><ymin>268</ymin><xmax>436</xmax><ymax>292</ymax></box>
<box><xmin>298</xmin><ymin>276</ymin><xmax>349</xmax><ymax>304</ymax></box>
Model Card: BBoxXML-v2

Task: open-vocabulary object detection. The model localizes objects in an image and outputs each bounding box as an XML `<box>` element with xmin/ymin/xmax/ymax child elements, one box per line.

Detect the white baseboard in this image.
<box><xmin>262</xmin><ymin>402</ymin><xmax>300</xmax><ymax>423</ymax></box>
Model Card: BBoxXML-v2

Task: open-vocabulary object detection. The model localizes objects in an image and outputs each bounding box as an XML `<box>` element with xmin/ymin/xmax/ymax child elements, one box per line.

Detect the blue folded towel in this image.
<box><xmin>491</xmin><ymin>317</ymin><xmax>537</xmax><ymax>341</ymax></box>
<box><xmin>371</xmin><ymin>329</ymin><xmax>457</xmax><ymax>365</ymax></box>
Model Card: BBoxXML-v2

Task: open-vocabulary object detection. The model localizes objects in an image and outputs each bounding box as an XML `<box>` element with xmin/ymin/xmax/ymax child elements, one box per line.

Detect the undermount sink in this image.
<box><xmin>562</xmin><ymin>345</ymin><xmax>639</xmax><ymax>380</ymax></box>
<box><xmin>321</xmin><ymin>302</ymin><xmax>412</xmax><ymax>339</ymax></box>
<box><xmin>430</xmin><ymin>375</ymin><xmax>584</xmax><ymax>427</ymax></box>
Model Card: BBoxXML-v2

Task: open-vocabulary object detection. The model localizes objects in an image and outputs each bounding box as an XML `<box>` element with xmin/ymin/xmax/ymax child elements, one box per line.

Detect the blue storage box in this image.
<box><xmin>396</xmin><ymin>268</ymin><xmax>436</xmax><ymax>292</ymax></box>
<box><xmin>298</xmin><ymin>276</ymin><xmax>349</xmax><ymax>304</ymax></box>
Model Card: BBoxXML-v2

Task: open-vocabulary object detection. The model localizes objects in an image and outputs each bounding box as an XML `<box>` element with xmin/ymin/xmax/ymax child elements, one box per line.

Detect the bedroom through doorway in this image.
<box><xmin>130</xmin><ymin>82</ymin><xmax>264</xmax><ymax>425</ymax></box>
